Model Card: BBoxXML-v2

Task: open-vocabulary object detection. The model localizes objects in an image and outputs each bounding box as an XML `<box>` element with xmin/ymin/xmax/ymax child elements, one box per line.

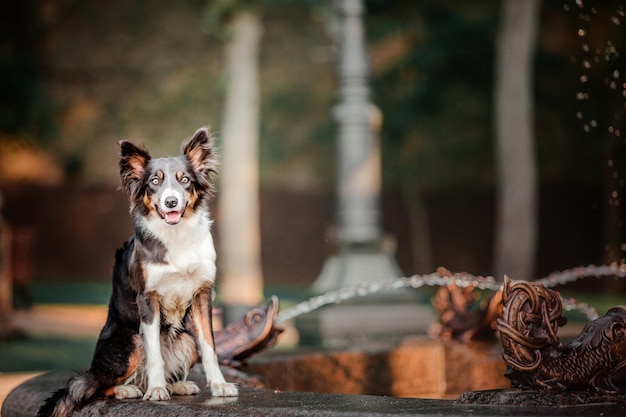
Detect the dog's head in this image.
<box><xmin>119</xmin><ymin>127</ymin><xmax>218</xmax><ymax>225</ymax></box>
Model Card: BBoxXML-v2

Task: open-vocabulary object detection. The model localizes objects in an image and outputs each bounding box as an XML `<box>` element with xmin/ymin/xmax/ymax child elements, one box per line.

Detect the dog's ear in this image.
<box><xmin>119</xmin><ymin>140</ymin><xmax>151</xmax><ymax>194</ymax></box>
<box><xmin>182</xmin><ymin>127</ymin><xmax>218</xmax><ymax>180</ymax></box>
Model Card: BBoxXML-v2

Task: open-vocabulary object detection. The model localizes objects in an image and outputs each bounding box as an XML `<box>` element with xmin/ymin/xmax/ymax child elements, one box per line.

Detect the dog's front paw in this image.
<box><xmin>210</xmin><ymin>382</ymin><xmax>238</xmax><ymax>397</ymax></box>
<box><xmin>169</xmin><ymin>380</ymin><xmax>200</xmax><ymax>396</ymax></box>
<box><xmin>143</xmin><ymin>386</ymin><xmax>171</xmax><ymax>401</ymax></box>
<box><xmin>112</xmin><ymin>384</ymin><xmax>143</xmax><ymax>399</ymax></box>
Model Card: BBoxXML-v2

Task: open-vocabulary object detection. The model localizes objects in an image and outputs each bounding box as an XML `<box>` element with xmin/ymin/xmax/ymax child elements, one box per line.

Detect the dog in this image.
<box><xmin>38</xmin><ymin>127</ymin><xmax>238</xmax><ymax>417</ymax></box>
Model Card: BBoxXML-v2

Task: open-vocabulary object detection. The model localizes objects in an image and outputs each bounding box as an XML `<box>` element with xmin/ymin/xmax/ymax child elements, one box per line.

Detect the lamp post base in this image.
<box><xmin>297</xmin><ymin>248</ymin><xmax>431</xmax><ymax>347</ymax></box>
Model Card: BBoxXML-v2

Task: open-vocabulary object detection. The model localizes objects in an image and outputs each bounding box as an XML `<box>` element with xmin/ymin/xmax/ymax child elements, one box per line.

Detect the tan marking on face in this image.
<box><xmin>143</xmin><ymin>191</ymin><xmax>154</xmax><ymax>213</ymax></box>
<box><xmin>188</xmin><ymin>188</ymin><xmax>198</xmax><ymax>209</ymax></box>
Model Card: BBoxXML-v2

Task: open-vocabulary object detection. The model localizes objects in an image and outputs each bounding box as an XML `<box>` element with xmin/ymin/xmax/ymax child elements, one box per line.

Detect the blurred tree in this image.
<box><xmin>207</xmin><ymin>1</ymin><xmax>265</xmax><ymax>323</ymax></box>
<box><xmin>0</xmin><ymin>193</ymin><xmax>16</xmax><ymax>338</ymax></box>
<box><xmin>207</xmin><ymin>0</ymin><xmax>326</xmax><ymax>321</ymax></box>
<box><xmin>493</xmin><ymin>0</ymin><xmax>539</xmax><ymax>281</ymax></box>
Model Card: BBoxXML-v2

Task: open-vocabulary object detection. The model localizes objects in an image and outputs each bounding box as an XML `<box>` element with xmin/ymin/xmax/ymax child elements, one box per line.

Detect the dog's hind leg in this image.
<box><xmin>91</xmin><ymin>329</ymin><xmax>145</xmax><ymax>399</ymax></box>
<box><xmin>191</xmin><ymin>284</ymin><xmax>238</xmax><ymax>397</ymax></box>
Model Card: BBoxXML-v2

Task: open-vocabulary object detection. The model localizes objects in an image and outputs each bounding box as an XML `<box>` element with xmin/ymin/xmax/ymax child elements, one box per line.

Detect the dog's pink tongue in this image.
<box><xmin>164</xmin><ymin>211</ymin><xmax>182</xmax><ymax>225</ymax></box>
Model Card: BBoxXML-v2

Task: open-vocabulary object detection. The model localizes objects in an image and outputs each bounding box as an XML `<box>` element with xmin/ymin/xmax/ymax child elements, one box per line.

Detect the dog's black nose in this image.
<box><xmin>165</xmin><ymin>196</ymin><xmax>178</xmax><ymax>209</ymax></box>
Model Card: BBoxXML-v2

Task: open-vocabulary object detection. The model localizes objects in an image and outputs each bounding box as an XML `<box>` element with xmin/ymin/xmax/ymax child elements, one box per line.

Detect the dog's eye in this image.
<box><xmin>150</xmin><ymin>177</ymin><xmax>159</xmax><ymax>185</ymax></box>
<box><xmin>180</xmin><ymin>176</ymin><xmax>190</xmax><ymax>184</ymax></box>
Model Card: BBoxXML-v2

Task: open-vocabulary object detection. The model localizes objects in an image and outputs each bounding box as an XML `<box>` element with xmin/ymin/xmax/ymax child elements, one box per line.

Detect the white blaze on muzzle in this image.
<box><xmin>158</xmin><ymin>183</ymin><xmax>185</xmax><ymax>225</ymax></box>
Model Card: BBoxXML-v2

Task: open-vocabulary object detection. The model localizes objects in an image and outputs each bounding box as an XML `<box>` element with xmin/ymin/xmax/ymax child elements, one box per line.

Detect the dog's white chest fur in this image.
<box><xmin>142</xmin><ymin>211</ymin><xmax>216</xmax><ymax>322</ymax></box>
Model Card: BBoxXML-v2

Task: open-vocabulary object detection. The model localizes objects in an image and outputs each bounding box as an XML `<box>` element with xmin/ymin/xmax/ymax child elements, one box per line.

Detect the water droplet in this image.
<box><xmin>609</xmin><ymin>125</ymin><xmax>615</xmax><ymax>133</ymax></box>
<box><xmin>583</xmin><ymin>60</ymin><xmax>591</xmax><ymax>68</ymax></box>
<box><xmin>610</xmin><ymin>81</ymin><xmax>617</xmax><ymax>89</ymax></box>
<box><xmin>614</xmin><ymin>69</ymin><xmax>620</xmax><ymax>78</ymax></box>
<box><xmin>578</xmin><ymin>28</ymin><xmax>586</xmax><ymax>36</ymax></box>
<box><xmin>576</xmin><ymin>111</ymin><xmax>584</xmax><ymax>119</ymax></box>
<box><xmin>612</xmin><ymin>16</ymin><xmax>621</xmax><ymax>25</ymax></box>
<box><xmin>584</xmin><ymin>124</ymin><xmax>590</xmax><ymax>132</ymax></box>
<box><xmin>563</xmin><ymin>4</ymin><xmax>570</xmax><ymax>12</ymax></box>
<box><xmin>612</xmin><ymin>191</ymin><xmax>619</xmax><ymax>199</ymax></box>
<box><xmin>608</xmin><ymin>159</ymin><xmax>614</xmax><ymax>167</ymax></box>
<box><xmin>590</xmin><ymin>120</ymin><xmax>597</xmax><ymax>127</ymax></box>
<box><xmin>582</xmin><ymin>43</ymin><xmax>590</xmax><ymax>51</ymax></box>
<box><xmin>576</xmin><ymin>0</ymin><xmax>584</xmax><ymax>8</ymax></box>
<box><xmin>579</xmin><ymin>74</ymin><xmax>588</xmax><ymax>83</ymax></box>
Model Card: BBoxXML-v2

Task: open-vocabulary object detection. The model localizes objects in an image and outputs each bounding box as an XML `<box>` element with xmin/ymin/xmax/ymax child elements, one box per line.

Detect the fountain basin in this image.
<box><xmin>5</xmin><ymin>337</ymin><xmax>626</xmax><ymax>417</ymax></box>
<box><xmin>247</xmin><ymin>337</ymin><xmax>508</xmax><ymax>398</ymax></box>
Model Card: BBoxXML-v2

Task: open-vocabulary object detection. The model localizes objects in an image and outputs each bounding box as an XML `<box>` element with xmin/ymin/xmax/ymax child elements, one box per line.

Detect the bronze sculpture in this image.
<box><xmin>496</xmin><ymin>277</ymin><xmax>626</xmax><ymax>392</ymax></box>
<box><xmin>215</xmin><ymin>296</ymin><xmax>283</xmax><ymax>367</ymax></box>
<box><xmin>432</xmin><ymin>267</ymin><xmax>502</xmax><ymax>342</ymax></box>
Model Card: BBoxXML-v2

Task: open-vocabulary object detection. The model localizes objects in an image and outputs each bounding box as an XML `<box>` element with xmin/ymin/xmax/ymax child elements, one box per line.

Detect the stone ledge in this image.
<box><xmin>0</xmin><ymin>369</ymin><xmax>450</xmax><ymax>417</ymax></box>
<box><xmin>4</xmin><ymin>369</ymin><xmax>626</xmax><ymax>417</ymax></box>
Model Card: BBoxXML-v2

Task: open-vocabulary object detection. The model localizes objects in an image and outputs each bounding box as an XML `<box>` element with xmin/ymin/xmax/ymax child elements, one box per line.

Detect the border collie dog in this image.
<box><xmin>38</xmin><ymin>128</ymin><xmax>238</xmax><ymax>417</ymax></box>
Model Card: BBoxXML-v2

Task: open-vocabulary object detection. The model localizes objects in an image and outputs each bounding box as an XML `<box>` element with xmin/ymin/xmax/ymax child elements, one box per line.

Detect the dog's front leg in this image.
<box><xmin>138</xmin><ymin>290</ymin><xmax>170</xmax><ymax>401</ymax></box>
<box><xmin>192</xmin><ymin>284</ymin><xmax>238</xmax><ymax>397</ymax></box>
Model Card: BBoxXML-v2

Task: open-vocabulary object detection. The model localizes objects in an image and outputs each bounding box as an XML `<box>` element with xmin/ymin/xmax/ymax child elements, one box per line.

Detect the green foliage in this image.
<box><xmin>367</xmin><ymin>1</ymin><xmax>498</xmax><ymax>189</ymax></box>
<box><xmin>0</xmin><ymin>1</ymin><xmax>55</xmax><ymax>141</ymax></box>
<box><xmin>1</xmin><ymin>0</ymin><xmax>622</xmax><ymax>190</ymax></box>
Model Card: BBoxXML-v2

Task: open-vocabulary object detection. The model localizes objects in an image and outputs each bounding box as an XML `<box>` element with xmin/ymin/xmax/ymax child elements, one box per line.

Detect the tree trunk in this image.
<box><xmin>0</xmin><ymin>199</ymin><xmax>15</xmax><ymax>338</ymax></box>
<box><xmin>217</xmin><ymin>9</ymin><xmax>264</xmax><ymax>323</ymax></box>
<box><xmin>493</xmin><ymin>0</ymin><xmax>539</xmax><ymax>281</ymax></box>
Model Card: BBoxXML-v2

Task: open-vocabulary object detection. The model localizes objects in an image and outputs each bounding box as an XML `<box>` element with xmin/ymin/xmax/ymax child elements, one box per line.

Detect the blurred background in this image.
<box><xmin>0</xmin><ymin>0</ymin><xmax>625</xmax><ymax>370</ymax></box>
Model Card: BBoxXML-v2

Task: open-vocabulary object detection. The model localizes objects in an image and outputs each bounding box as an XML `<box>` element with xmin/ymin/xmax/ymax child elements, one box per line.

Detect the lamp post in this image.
<box><xmin>313</xmin><ymin>0</ymin><xmax>401</xmax><ymax>293</ymax></box>
<box><xmin>298</xmin><ymin>0</ymin><xmax>431</xmax><ymax>346</ymax></box>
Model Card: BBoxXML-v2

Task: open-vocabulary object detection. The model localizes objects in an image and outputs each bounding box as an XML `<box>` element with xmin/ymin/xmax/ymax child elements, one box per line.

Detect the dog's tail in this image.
<box><xmin>36</xmin><ymin>372</ymin><xmax>100</xmax><ymax>417</ymax></box>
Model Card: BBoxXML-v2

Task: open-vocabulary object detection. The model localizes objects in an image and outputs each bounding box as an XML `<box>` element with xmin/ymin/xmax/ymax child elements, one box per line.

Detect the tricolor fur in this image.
<box><xmin>38</xmin><ymin>128</ymin><xmax>237</xmax><ymax>417</ymax></box>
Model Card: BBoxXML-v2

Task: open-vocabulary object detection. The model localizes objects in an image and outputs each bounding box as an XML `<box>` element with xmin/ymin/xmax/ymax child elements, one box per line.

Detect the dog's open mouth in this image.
<box><xmin>157</xmin><ymin>207</ymin><xmax>185</xmax><ymax>225</ymax></box>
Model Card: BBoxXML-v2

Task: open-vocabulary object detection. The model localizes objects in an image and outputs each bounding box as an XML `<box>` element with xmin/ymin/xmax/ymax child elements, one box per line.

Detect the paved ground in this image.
<box><xmin>12</xmin><ymin>305</ymin><xmax>108</xmax><ymax>337</ymax></box>
<box><xmin>0</xmin><ymin>305</ymin><xmax>106</xmax><ymax>408</ymax></box>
